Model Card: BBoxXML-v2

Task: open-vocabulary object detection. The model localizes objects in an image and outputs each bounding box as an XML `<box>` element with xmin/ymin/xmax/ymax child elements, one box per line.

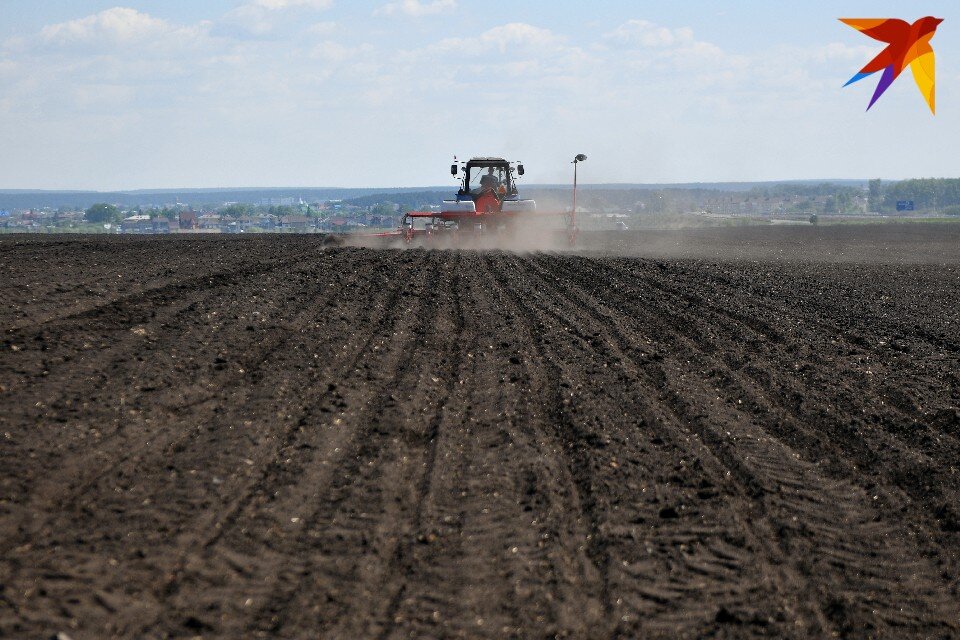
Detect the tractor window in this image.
<box><xmin>467</xmin><ymin>166</ymin><xmax>509</xmax><ymax>194</ymax></box>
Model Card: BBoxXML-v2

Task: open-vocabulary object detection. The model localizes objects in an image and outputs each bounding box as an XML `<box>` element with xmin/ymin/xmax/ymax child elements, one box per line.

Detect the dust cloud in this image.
<box><xmin>340</xmin><ymin>216</ymin><xmax>575</xmax><ymax>253</ymax></box>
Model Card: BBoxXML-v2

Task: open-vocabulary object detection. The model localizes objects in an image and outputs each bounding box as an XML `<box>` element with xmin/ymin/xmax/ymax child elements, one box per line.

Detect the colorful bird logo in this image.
<box><xmin>840</xmin><ymin>17</ymin><xmax>943</xmax><ymax>114</ymax></box>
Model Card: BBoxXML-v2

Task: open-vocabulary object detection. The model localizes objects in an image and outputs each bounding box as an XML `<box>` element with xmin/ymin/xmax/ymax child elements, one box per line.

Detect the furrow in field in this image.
<box><xmin>499</xmin><ymin>253</ymin><xmax>828</xmax><ymax>637</ymax></box>
<box><xmin>379</xmin><ymin>252</ymin><xmax>610</xmax><ymax>639</ymax></box>
<box><xmin>2</xmin><ymin>245</ymin><xmax>303</xmax><ymax>333</ymax></box>
<box><xmin>528</xmin><ymin>253</ymin><xmax>957</xmax><ymax>635</ymax></box>
<box><xmin>0</xmin><ymin>249</ymin><xmax>339</xmax><ymax>553</ymax></box>
<box><xmin>1</xmin><ymin>249</ymin><xmax>411</xmax><ymax>637</ymax></box>
<box><xmin>619</xmin><ymin>258</ymin><xmax>960</xmax><ymax>450</ymax></box>
<box><xmin>130</xmin><ymin>250</ymin><xmax>435</xmax><ymax>639</ymax></box>
<box><xmin>212</xmin><ymin>251</ymin><xmax>452</xmax><ymax>639</ymax></box>
<box><xmin>577</xmin><ymin>256</ymin><xmax>960</xmax><ymax>576</ymax></box>
<box><xmin>0</xmin><ymin>245</ymin><xmax>333</xmax><ymax>517</ymax></box>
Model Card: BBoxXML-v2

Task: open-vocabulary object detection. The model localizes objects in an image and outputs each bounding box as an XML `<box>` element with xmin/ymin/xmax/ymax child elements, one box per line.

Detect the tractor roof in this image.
<box><xmin>467</xmin><ymin>157</ymin><xmax>508</xmax><ymax>166</ymax></box>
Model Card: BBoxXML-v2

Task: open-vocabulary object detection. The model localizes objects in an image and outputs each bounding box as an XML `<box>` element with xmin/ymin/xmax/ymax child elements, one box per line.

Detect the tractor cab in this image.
<box><xmin>454</xmin><ymin>157</ymin><xmax>521</xmax><ymax>206</ymax></box>
<box><xmin>460</xmin><ymin>158</ymin><xmax>515</xmax><ymax>197</ymax></box>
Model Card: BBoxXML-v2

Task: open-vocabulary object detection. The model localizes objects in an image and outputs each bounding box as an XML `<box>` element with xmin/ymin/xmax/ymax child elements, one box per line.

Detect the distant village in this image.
<box><xmin>2</xmin><ymin>178</ymin><xmax>959</xmax><ymax>233</ymax></box>
<box><xmin>0</xmin><ymin>196</ymin><xmax>408</xmax><ymax>234</ymax></box>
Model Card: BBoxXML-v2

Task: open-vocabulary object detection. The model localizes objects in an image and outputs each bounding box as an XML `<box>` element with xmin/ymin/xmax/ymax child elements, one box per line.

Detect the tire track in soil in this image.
<box><xmin>671</xmin><ymin>260</ymin><xmax>960</xmax><ymax>356</ymax></box>
<box><xmin>618</xmin><ymin>258</ymin><xmax>960</xmax><ymax>452</ymax></box>
<box><xmin>178</xmin><ymin>254</ymin><xmax>418</xmax><ymax>550</ymax></box>
<box><xmin>479</xmin><ymin>253</ymin><xmax>617</xmax><ymax>631</ymax></box>
<box><xmin>0</xmin><ymin>249</ymin><xmax>333</xmax><ymax>556</ymax></box>
<box><xmin>569</xmin><ymin>257</ymin><xmax>946</xmax><ymax>493</ymax></box>
<box><xmin>465</xmin><ymin>252</ymin><xmax>611</xmax><ymax>634</ymax></box>
<box><xmin>664</xmin><ymin>260</ymin><xmax>960</xmax><ymax>444</ymax></box>
<box><xmin>493</xmin><ymin>253</ymin><xmax>824</xmax><ymax>637</ymax></box>
<box><xmin>634</xmin><ymin>258</ymin><xmax>960</xmax><ymax>462</ymax></box>
<box><xmin>516</xmin><ymin>254</ymin><xmax>826</xmax><ymax>631</ymax></box>
<box><xmin>241</xmin><ymin>251</ymin><xmax>462</xmax><ymax>639</ymax></box>
<box><xmin>0</xmin><ymin>246</ymin><xmax>326</xmax><ymax>513</ymax></box>
<box><xmin>524</xmin><ymin>253</ymin><xmax>957</xmax><ymax>635</ymax></box>
<box><xmin>645</xmin><ymin>258</ymin><xmax>960</xmax><ymax>489</ymax></box>
<box><xmin>373</xmin><ymin>252</ymin><xmax>611</xmax><ymax>639</ymax></box>
<box><xmin>1</xmin><ymin>249</ymin><xmax>412</xmax><ymax>638</ymax></box>
<box><xmin>373</xmin><ymin>255</ymin><xmax>468</xmax><ymax>640</ymax></box>
<box><xmin>3</xmin><ymin>251</ymin><xmax>301</xmax><ymax>333</ymax></box>
<box><xmin>1</xmin><ymin>239</ymin><xmax>306</xmax><ymax>332</ymax></box>
<box><xmin>130</xmin><ymin>251</ymin><xmax>437</xmax><ymax>639</ymax></box>
<box><xmin>578</xmin><ymin>257</ymin><xmax>960</xmax><ymax>584</ymax></box>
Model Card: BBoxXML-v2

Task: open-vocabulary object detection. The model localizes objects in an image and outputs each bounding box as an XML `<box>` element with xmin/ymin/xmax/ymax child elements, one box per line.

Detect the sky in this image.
<box><xmin>0</xmin><ymin>0</ymin><xmax>958</xmax><ymax>190</ymax></box>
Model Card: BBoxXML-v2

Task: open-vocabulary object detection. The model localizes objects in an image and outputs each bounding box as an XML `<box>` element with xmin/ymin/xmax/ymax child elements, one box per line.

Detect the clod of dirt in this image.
<box><xmin>714</xmin><ymin>606</ymin><xmax>739</xmax><ymax>624</ymax></box>
<box><xmin>182</xmin><ymin>616</ymin><xmax>214</xmax><ymax>632</ymax></box>
<box><xmin>714</xmin><ymin>606</ymin><xmax>770</xmax><ymax>627</ymax></box>
<box><xmin>658</xmin><ymin>506</ymin><xmax>680</xmax><ymax>519</ymax></box>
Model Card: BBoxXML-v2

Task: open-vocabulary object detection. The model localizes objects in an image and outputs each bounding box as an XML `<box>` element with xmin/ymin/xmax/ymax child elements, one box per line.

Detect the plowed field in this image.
<box><xmin>2</xmin><ymin>227</ymin><xmax>959</xmax><ymax>639</ymax></box>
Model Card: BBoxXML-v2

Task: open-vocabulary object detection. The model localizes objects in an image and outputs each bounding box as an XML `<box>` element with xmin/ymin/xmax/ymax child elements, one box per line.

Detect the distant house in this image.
<box><xmin>197</xmin><ymin>214</ymin><xmax>222</xmax><ymax>231</ymax></box>
<box><xmin>179</xmin><ymin>210</ymin><xmax>198</xmax><ymax>230</ymax></box>
<box><xmin>121</xmin><ymin>215</ymin><xmax>150</xmax><ymax>234</ymax></box>
<box><xmin>228</xmin><ymin>215</ymin><xmax>254</xmax><ymax>232</ymax></box>
<box><xmin>121</xmin><ymin>215</ymin><xmax>169</xmax><ymax>234</ymax></box>
<box><xmin>279</xmin><ymin>215</ymin><xmax>313</xmax><ymax>230</ymax></box>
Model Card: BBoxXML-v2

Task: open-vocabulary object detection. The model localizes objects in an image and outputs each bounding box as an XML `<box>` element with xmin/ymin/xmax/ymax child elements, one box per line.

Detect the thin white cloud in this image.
<box><xmin>432</xmin><ymin>23</ymin><xmax>564</xmax><ymax>55</ymax></box>
<box><xmin>603</xmin><ymin>19</ymin><xmax>747</xmax><ymax>77</ymax></box>
<box><xmin>606</xmin><ymin>20</ymin><xmax>694</xmax><ymax>48</ymax></box>
<box><xmin>375</xmin><ymin>0</ymin><xmax>456</xmax><ymax>17</ymax></box>
<box><xmin>227</xmin><ymin>0</ymin><xmax>333</xmax><ymax>35</ymax></box>
<box><xmin>33</xmin><ymin>7</ymin><xmax>210</xmax><ymax>49</ymax></box>
<box><xmin>247</xmin><ymin>0</ymin><xmax>333</xmax><ymax>10</ymax></box>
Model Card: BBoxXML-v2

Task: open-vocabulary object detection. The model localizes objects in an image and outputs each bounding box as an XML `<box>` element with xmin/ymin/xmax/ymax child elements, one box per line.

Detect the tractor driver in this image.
<box><xmin>479</xmin><ymin>167</ymin><xmax>500</xmax><ymax>192</ymax></box>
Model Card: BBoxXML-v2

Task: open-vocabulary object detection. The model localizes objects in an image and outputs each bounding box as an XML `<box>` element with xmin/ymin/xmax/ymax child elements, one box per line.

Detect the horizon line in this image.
<box><xmin>0</xmin><ymin>178</ymin><xmax>897</xmax><ymax>194</ymax></box>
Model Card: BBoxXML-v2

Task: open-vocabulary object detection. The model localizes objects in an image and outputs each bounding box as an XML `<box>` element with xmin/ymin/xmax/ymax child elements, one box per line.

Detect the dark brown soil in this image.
<box><xmin>1</xmin><ymin>227</ymin><xmax>959</xmax><ymax>639</ymax></box>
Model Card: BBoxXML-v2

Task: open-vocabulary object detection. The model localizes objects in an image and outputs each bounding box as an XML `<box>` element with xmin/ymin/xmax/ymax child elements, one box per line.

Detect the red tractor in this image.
<box><xmin>371</xmin><ymin>156</ymin><xmax>577</xmax><ymax>247</ymax></box>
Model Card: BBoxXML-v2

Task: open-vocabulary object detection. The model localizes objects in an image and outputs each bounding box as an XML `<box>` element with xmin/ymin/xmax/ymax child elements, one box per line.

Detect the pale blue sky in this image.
<box><xmin>0</xmin><ymin>1</ymin><xmax>956</xmax><ymax>189</ymax></box>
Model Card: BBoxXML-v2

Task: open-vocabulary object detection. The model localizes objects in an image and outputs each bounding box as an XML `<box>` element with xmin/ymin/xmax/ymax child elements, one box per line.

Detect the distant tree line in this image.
<box><xmin>342</xmin><ymin>191</ymin><xmax>448</xmax><ymax>209</ymax></box>
<box><xmin>219</xmin><ymin>204</ymin><xmax>312</xmax><ymax>218</ymax></box>
<box><xmin>872</xmin><ymin>178</ymin><xmax>960</xmax><ymax>213</ymax></box>
<box><xmin>749</xmin><ymin>183</ymin><xmax>862</xmax><ymax>199</ymax></box>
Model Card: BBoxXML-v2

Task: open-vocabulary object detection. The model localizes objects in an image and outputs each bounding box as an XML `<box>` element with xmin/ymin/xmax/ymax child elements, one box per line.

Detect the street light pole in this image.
<box><xmin>570</xmin><ymin>154</ymin><xmax>587</xmax><ymax>245</ymax></box>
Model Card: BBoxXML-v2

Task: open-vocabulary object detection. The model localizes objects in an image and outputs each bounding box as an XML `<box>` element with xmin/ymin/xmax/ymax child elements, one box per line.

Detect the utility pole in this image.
<box><xmin>570</xmin><ymin>154</ymin><xmax>587</xmax><ymax>245</ymax></box>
